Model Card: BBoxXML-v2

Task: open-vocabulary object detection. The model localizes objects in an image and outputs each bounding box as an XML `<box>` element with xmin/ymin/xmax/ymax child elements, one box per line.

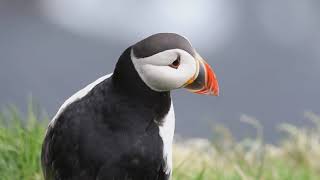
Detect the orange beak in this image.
<box><xmin>184</xmin><ymin>53</ymin><xmax>219</xmax><ymax>96</ymax></box>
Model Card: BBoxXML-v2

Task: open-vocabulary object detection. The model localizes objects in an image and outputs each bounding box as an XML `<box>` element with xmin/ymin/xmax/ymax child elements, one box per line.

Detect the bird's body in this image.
<box><xmin>42</xmin><ymin>33</ymin><xmax>219</xmax><ymax>180</ymax></box>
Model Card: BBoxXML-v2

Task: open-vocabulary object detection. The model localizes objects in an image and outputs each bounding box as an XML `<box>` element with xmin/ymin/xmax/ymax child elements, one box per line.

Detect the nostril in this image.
<box><xmin>169</xmin><ymin>56</ymin><xmax>180</xmax><ymax>69</ymax></box>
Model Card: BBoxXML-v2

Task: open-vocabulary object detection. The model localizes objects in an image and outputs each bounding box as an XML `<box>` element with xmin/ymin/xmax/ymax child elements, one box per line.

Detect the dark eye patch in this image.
<box><xmin>169</xmin><ymin>56</ymin><xmax>180</xmax><ymax>69</ymax></box>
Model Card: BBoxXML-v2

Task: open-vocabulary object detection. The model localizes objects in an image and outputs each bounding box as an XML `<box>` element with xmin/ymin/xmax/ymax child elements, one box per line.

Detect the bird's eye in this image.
<box><xmin>169</xmin><ymin>56</ymin><xmax>180</xmax><ymax>69</ymax></box>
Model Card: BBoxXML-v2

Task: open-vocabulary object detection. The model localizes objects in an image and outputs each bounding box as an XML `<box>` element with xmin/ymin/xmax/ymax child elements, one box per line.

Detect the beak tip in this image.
<box><xmin>210</xmin><ymin>79</ymin><xmax>219</xmax><ymax>96</ymax></box>
<box><xmin>212</xmin><ymin>86</ymin><xmax>219</xmax><ymax>96</ymax></box>
<box><xmin>213</xmin><ymin>91</ymin><xmax>219</xmax><ymax>96</ymax></box>
<box><xmin>215</xmin><ymin>91</ymin><xmax>219</xmax><ymax>96</ymax></box>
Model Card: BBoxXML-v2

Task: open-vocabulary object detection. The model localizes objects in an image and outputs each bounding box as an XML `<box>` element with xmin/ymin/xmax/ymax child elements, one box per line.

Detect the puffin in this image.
<box><xmin>41</xmin><ymin>33</ymin><xmax>219</xmax><ymax>180</ymax></box>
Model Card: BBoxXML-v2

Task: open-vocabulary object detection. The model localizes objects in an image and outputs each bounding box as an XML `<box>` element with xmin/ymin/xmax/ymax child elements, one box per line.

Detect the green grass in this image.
<box><xmin>0</xmin><ymin>106</ymin><xmax>46</xmax><ymax>180</ymax></box>
<box><xmin>0</xmin><ymin>106</ymin><xmax>320</xmax><ymax>180</ymax></box>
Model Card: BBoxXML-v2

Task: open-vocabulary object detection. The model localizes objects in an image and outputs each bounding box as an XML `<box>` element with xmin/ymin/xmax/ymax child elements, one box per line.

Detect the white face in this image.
<box><xmin>131</xmin><ymin>49</ymin><xmax>197</xmax><ymax>92</ymax></box>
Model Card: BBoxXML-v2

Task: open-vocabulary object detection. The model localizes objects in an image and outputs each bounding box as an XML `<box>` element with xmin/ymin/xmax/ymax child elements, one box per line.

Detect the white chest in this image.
<box><xmin>158</xmin><ymin>101</ymin><xmax>175</xmax><ymax>176</ymax></box>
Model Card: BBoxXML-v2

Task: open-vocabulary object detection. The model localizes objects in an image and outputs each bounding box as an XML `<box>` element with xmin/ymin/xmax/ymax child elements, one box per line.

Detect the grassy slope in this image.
<box><xmin>0</xmin><ymin>107</ymin><xmax>320</xmax><ymax>180</ymax></box>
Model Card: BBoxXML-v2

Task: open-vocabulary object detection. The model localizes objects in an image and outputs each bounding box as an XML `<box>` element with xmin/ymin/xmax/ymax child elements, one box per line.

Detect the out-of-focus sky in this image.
<box><xmin>1</xmin><ymin>0</ymin><xmax>319</xmax><ymax>142</ymax></box>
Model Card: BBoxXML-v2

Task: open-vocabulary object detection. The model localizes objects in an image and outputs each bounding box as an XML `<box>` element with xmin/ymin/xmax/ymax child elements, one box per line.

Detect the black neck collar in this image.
<box><xmin>112</xmin><ymin>47</ymin><xmax>171</xmax><ymax>120</ymax></box>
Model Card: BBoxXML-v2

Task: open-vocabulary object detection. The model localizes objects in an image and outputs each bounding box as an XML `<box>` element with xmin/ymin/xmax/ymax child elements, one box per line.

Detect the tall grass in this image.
<box><xmin>0</xmin><ymin>106</ymin><xmax>46</xmax><ymax>180</ymax></box>
<box><xmin>0</xmin><ymin>107</ymin><xmax>319</xmax><ymax>180</ymax></box>
<box><xmin>173</xmin><ymin>112</ymin><xmax>320</xmax><ymax>180</ymax></box>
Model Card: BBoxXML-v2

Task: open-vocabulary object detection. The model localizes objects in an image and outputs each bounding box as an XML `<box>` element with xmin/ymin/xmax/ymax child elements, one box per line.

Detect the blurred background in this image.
<box><xmin>1</xmin><ymin>0</ymin><xmax>319</xmax><ymax>142</ymax></box>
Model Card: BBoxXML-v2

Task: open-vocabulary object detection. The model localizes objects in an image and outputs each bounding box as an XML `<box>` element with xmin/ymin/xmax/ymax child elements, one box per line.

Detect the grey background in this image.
<box><xmin>1</xmin><ymin>0</ymin><xmax>319</xmax><ymax>142</ymax></box>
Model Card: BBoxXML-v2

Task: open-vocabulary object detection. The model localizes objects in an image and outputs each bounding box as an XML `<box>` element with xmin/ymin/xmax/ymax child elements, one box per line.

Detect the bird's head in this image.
<box><xmin>130</xmin><ymin>33</ymin><xmax>219</xmax><ymax>96</ymax></box>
